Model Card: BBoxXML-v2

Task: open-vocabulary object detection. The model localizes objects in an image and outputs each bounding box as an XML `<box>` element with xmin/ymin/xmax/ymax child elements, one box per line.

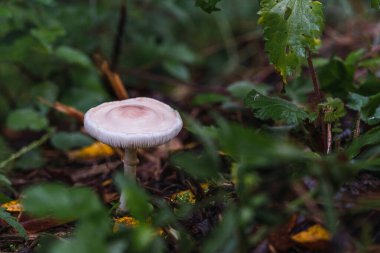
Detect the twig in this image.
<box><xmin>0</xmin><ymin>131</ymin><xmax>53</xmax><ymax>170</ymax></box>
<box><xmin>111</xmin><ymin>1</ymin><xmax>127</xmax><ymax>71</ymax></box>
<box><xmin>93</xmin><ymin>53</ymin><xmax>129</xmax><ymax>100</ymax></box>
<box><xmin>38</xmin><ymin>97</ymin><xmax>84</xmax><ymax>124</ymax></box>
<box><xmin>353</xmin><ymin>112</ymin><xmax>361</xmax><ymax>139</ymax></box>
<box><xmin>326</xmin><ymin>123</ymin><xmax>332</xmax><ymax>154</ymax></box>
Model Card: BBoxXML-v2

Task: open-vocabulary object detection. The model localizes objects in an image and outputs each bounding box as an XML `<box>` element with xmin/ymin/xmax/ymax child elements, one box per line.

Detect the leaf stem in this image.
<box><xmin>306</xmin><ymin>48</ymin><xmax>327</xmax><ymax>153</ymax></box>
<box><xmin>306</xmin><ymin>48</ymin><xmax>322</xmax><ymax>103</ymax></box>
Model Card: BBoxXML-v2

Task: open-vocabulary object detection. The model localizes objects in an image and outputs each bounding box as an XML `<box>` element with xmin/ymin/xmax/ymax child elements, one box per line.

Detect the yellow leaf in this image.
<box><xmin>68</xmin><ymin>142</ymin><xmax>115</xmax><ymax>160</ymax></box>
<box><xmin>1</xmin><ymin>200</ymin><xmax>23</xmax><ymax>212</ymax></box>
<box><xmin>291</xmin><ymin>224</ymin><xmax>331</xmax><ymax>244</ymax></box>
<box><xmin>113</xmin><ymin>216</ymin><xmax>138</xmax><ymax>232</ymax></box>
<box><xmin>170</xmin><ymin>183</ymin><xmax>210</xmax><ymax>204</ymax></box>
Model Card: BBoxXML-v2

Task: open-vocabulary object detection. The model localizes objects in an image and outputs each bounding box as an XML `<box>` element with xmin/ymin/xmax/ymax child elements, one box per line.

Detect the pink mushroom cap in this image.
<box><xmin>84</xmin><ymin>97</ymin><xmax>183</xmax><ymax>148</ymax></box>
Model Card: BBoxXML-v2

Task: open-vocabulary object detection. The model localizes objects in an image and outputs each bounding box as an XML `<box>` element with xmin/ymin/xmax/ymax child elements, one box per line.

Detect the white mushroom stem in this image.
<box><xmin>120</xmin><ymin>148</ymin><xmax>139</xmax><ymax>210</ymax></box>
<box><xmin>123</xmin><ymin>148</ymin><xmax>139</xmax><ymax>177</ymax></box>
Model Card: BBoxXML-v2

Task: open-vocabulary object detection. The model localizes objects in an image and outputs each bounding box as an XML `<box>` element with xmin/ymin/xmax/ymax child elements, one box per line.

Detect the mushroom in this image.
<box><xmin>84</xmin><ymin>97</ymin><xmax>183</xmax><ymax>210</ymax></box>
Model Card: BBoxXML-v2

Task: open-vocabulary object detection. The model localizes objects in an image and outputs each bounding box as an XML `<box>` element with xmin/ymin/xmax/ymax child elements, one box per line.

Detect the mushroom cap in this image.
<box><xmin>84</xmin><ymin>97</ymin><xmax>183</xmax><ymax>148</ymax></box>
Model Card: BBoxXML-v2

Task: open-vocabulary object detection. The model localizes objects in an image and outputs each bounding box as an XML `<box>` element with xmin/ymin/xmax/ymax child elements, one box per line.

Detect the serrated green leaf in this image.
<box><xmin>244</xmin><ymin>89</ymin><xmax>309</xmax><ymax>124</ymax></box>
<box><xmin>0</xmin><ymin>208</ymin><xmax>27</xmax><ymax>239</ymax></box>
<box><xmin>319</xmin><ymin>97</ymin><xmax>346</xmax><ymax>123</ymax></box>
<box><xmin>258</xmin><ymin>0</ymin><xmax>324</xmax><ymax>81</ymax></box>
<box><xmin>6</xmin><ymin>108</ymin><xmax>48</xmax><ymax>131</ymax></box>
<box><xmin>195</xmin><ymin>0</ymin><xmax>222</xmax><ymax>13</ymax></box>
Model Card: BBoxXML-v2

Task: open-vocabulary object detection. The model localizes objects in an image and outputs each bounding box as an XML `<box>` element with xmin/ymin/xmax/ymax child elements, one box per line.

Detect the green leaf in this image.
<box><xmin>348</xmin><ymin>92</ymin><xmax>380</xmax><ymax>125</ymax></box>
<box><xmin>201</xmin><ymin>210</ymin><xmax>237</xmax><ymax>253</ymax></box>
<box><xmin>216</xmin><ymin>120</ymin><xmax>301</xmax><ymax>166</ymax></box>
<box><xmin>371</xmin><ymin>0</ymin><xmax>380</xmax><ymax>9</ymax></box>
<box><xmin>347</xmin><ymin>126</ymin><xmax>380</xmax><ymax>159</ymax></box>
<box><xmin>31</xmin><ymin>26</ymin><xmax>66</xmax><ymax>53</ymax></box>
<box><xmin>192</xmin><ymin>93</ymin><xmax>229</xmax><ymax>106</ymax></box>
<box><xmin>114</xmin><ymin>174</ymin><xmax>153</xmax><ymax>221</ymax></box>
<box><xmin>244</xmin><ymin>89</ymin><xmax>309</xmax><ymax>124</ymax></box>
<box><xmin>15</xmin><ymin>149</ymin><xmax>46</xmax><ymax>169</ymax></box>
<box><xmin>318</xmin><ymin>97</ymin><xmax>346</xmax><ymax>123</ymax></box>
<box><xmin>35</xmin><ymin>0</ymin><xmax>55</xmax><ymax>5</ymax></box>
<box><xmin>359</xmin><ymin>57</ymin><xmax>380</xmax><ymax>68</ymax></box>
<box><xmin>258</xmin><ymin>0</ymin><xmax>324</xmax><ymax>81</ymax></box>
<box><xmin>50</xmin><ymin>132</ymin><xmax>93</xmax><ymax>151</ymax></box>
<box><xmin>171</xmin><ymin>151</ymin><xmax>219</xmax><ymax>179</ymax></box>
<box><xmin>0</xmin><ymin>5</ymin><xmax>12</xmax><ymax>18</ymax></box>
<box><xmin>6</xmin><ymin>108</ymin><xmax>48</xmax><ymax>131</ymax></box>
<box><xmin>227</xmin><ymin>81</ymin><xmax>258</xmax><ymax>100</ymax></box>
<box><xmin>22</xmin><ymin>183</ymin><xmax>105</xmax><ymax>220</ymax></box>
<box><xmin>163</xmin><ymin>61</ymin><xmax>190</xmax><ymax>81</ymax></box>
<box><xmin>55</xmin><ymin>46</ymin><xmax>91</xmax><ymax>68</ymax></box>
<box><xmin>347</xmin><ymin>92</ymin><xmax>368</xmax><ymax>111</ymax></box>
<box><xmin>0</xmin><ymin>174</ymin><xmax>11</xmax><ymax>188</ymax></box>
<box><xmin>195</xmin><ymin>0</ymin><xmax>222</xmax><ymax>13</ymax></box>
<box><xmin>0</xmin><ymin>208</ymin><xmax>27</xmax><ymax>239</ymax></box>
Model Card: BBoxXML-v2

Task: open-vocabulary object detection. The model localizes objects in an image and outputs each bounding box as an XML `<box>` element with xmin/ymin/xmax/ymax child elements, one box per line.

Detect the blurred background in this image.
<box><xmin>0</xmin><ymin>0</ymin><xmax>379</xmax><ymax>170</ymax></box>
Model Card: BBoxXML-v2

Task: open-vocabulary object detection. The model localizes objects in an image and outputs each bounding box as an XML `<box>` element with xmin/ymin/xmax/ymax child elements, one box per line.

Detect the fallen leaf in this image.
<box><xmin>291</xmin><ymin>224</ymin><xmax>331</xmax><ymax>243</ymax></box>
<box><xmin>170</xmin><ymin>183</ymin><xmax>210</xmax><ymax>204</ymax></box>
<box><xmin>67</xmin><ymin>142</ymin><xmax>115</xmax><ymax>160</ymax></box>
<box><xmin>1</xmin><ymin>200</ymin><xmax>23</xmax><ymax>213</ymax></box>
<box><xmin>113</xmin><ymin>216</ymin><xmax>163</xmax><ymax>235</ymax></box>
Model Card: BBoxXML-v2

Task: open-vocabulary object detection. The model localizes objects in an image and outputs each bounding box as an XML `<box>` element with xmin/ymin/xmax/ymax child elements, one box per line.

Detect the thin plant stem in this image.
<box><xmin>0</xmin><ymin>130</ymin><xmax>53</xmax><ymax>170</ymax></box>
<box><xmin>306</xmin><ymin>48</ymin><xmax>327</xmax><ymax>153</ymax></box>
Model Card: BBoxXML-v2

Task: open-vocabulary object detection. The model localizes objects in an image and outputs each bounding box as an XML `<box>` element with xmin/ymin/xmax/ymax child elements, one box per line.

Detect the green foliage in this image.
<box><xmin>115</xmin><ymin>174</ymin><xmax>153</xmax><ymax>221</ymax></box>
<box><xmin>371</xmin><ymin>0</ymin><xmax>380</xmax><ymax>9</ymax></box>
<box><xmin>244</xmin><ymin>89</ymin><xmax>310</xmax><ymax>124</ymax></box>
<box><xmin>258</xmin><ymin>0</ymin><xmax>324</xmax><ymax>81</ymax></box>
<box><xmin>50</xmin><ymin>132</ymin><xmax>94</xmax><ymax>151</ymax></box>
<box><xmin>55</xmin><ymin>46</ymin><xmax>92</xmax><ymax>68</ymax></box>
<box><xmin>192</xmin><ymin>93</ymin><xmax>229</xmax><ymax>105</ymax></box>
<box><xmin>319</xmin><ymin>97</ymin><xmax>346</xmax><ymax>123</ymax></box>
<box><xmin>347</xmin><ymin>126</ymin><xmax>380</xmax><ymax>159</ymax></box>
<box><xmin>23</xmin><ymin>183</ymin><xmax>111</xmax><ymax>253</ymax></box>
<box><xmin>317</xmin><ymin>49</ymin><xmax>366</xmax><ymax>99</ymax></box>
<box><xmin>6</xmin><ymin>108</ymin><xmax>48</xmax><ymax>131</ymax></box>
<box><xmin>195</xmin><ymin>0</ymin><xmax>222</xmax><ymax>13</ymax></box>
<box><xmin>0</xmin><ymin>208</ymin><xmax>27</xmax><ymax>239</ymax></box>
<box><xmin>227</xmin><ymin>81</ymin><xmax>259</xmax><ymax>100</ymax></box>
<box><xmin>171</xmin><ymin>151</ymin><xmax>219</xmax><ymax>179</ymax></box>
<box><xmin>22</xmin><ymin>183</ymin><xmax>106</xmax><ymax>220</ymax></box>
<box><xmin>348</xmin><ymin>92</ymin><xmax>380</xmax><ymax>125</ymax></box>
